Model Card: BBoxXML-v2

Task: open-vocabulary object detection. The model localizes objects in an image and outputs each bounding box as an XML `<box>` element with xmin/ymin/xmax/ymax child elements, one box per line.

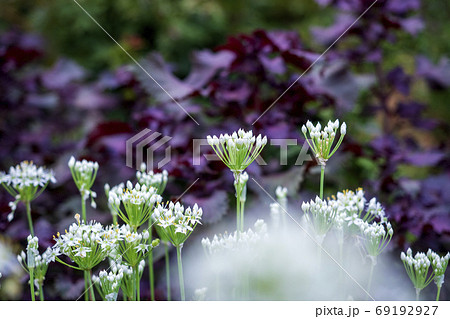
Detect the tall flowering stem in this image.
<box><xmin>152</xmin><ymin>202</ymin><xmax>203</xmax><ymax>300</ymax></box>
<box><xmin>207</xmin><ymin>129</ymin><xmax>267</xmax><ymax>232</ymax></box>
<box><xmin>68</xmin><ymin>157</ymin><xmax>99</xmax><ymax>223</ymax></box>
<box><xmin>137</xmin><ymin>163</ymin><xmax>168</xmax><ymax>301</ymax></box>
<box><xmin>0</xmin><ymin>161</ymin><xmax>56</xmax><ymax>236</ymax></box>
<box><xmin>301</xmin><ymin>120</ymin><xmax>346</xmax><ymax>199</ymax></box>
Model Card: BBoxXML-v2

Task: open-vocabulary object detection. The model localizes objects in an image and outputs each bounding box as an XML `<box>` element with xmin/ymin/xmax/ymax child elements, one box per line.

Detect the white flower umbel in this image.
<box><xmin>17</xmin><ymin>235</ymin><xmax>53</xmax><ymax>301</ymax></box>
<box><xmin>401</xmin><ymin>248</ymin><xmax>435</xmax><ymax>300</ymax></box>
<box><xmin>68</xmin><ymin>157</ymin><xmax>99</xmax><ymax>222</ymax></box>
<box><xmin>52</xmin><ymin>214</ymin><xmax>116</xmax><ymax>301</ymax></box>
<box><xmin>427</xmin><ymin>249</ymin><xmax>450</xmax><ymax>301</ymax></box>
<box><xmin>104</xmin><ymin>182</ymin><xmax>123</xmax><ymax>224</ymax></box>
<box><xmin>301</xmin><ymin>196</ymin><xmax>337</xmax><ymax>245</ymax></box>
<box><xmin>153</xmin><ymin>201</ymin><xmax>203</xmax><ymax>301</ymax></box>
<box><xmin>207</xmin><ymin>129</ymin><xmax>267</xmax><ymax>232</ymax></box>
<box><xmin>359</xmin><ymin>220</ymin><xmax>393</xmax><ymax>292</ymax></box>
<box><xmin>117</xmin><ymin>261</ymin><xmax>146</xmax><ymax>300</ymax></box>
<box><xmin>92</xmin><ymin>266</ymin><xmax>123</xmax><ymax>301</ymax></box>
<box><xmin>301</xmin><ymin>120</ymin><xmax>346</xmax><ymax>199</ymax></box>
<box><xmin>136</xmin><ymin>163</ymin><xmax>168</xmax><ymax>195</ymax></box>
<box><xmin>0</xmin><ymin>161</ymin><xmax>56</xmax><ymax>235</ymax></box>
<box><xmin>112</xmin><ymin>224</ymin><xmax>159</xmax><ymax>301</ymax></box>
<box><xmin>108</xmin><ymin>181</ymin><xmax>161</xmax><ymax>231</ymax></box>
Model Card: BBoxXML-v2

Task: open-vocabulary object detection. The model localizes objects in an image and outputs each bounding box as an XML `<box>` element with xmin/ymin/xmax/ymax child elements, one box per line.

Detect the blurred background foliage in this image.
<box><xmin>1</xmin><ymin>0</ymin><xmax>449</xmax><ymax>300</ymax></box>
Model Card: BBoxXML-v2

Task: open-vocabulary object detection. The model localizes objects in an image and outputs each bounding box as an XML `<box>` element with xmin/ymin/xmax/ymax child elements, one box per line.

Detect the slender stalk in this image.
<box><xmin>135</xmin><ymin>266</ymin><xmax>140</xmax><ymax>301</ymax></box>
<box><xmin>81</xmin><ymin>195</ymin><xmax>86</xmax><ymax>223</ymax></box>
<box><xmin>367</xmin><ymin>261</ymin><xmax>375</xmax><ymax>294</ymax></box>
<box><xmin>436</xmin><ymin>285</ymin><xmax>441</xmax><ymax>301</ymax></box>
<box><xmin>165</xmin><ymin>243</ymin><xmax>171</xmax><ymax>301</ymax></box>
<box><xmin>25</xmin><ymin>200</ymin><xmax>34</xmax><ymax>237</ymax></box>
<box><xmin>132</xmin><ymin>266</ymin><xmax>137</xmax><ymax>301</ymax></box>
<box><xmin>416</xmin><ymin>288</ymin><xmax>421</xmax><ymax>301</ymax></box>
<box><xmin>320</xmin><ymin>165</ymin><xmax>325</xmax><ymax>199</ymax></box>
<box><xmin>236</xmin><ymin>188</ymin><xmax>241</xmax><ymax>232</ymax></box>
<box><xmin>84</xmin><ymin>270</ymin><xmax>89</xmax><ymax>301</ymax></box>
<box><xmin>176</xmin><ymin>245</ymin><xmax>185</xmax><ymax>301</ymax></box>
<box><xmin>148</xmin><ymin>247</ymin><xmax>155</xmax><ymax>300</ymax></box>
<box><xmin>39</xmin><ymin>284</ymin><xmax>44</xmax><ymax>301</ymax></box>
<box><xmin>87</xmin><ymin>270</ymin><xmax>95</xmax><ymax>301</ymax></box>
<box><xmin>29</xmin><ymin>268</ymin><xmax>35</xmax><ymax>301</ymax></box>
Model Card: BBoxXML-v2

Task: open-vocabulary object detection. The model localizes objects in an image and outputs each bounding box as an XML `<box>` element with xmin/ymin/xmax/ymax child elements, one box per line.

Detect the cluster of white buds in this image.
<box><xmin>113</xmin><ymin>224</ymin><xmax>160</xmax><ymax>268</ymax></box>
<box><xmin>152</xmin><ymin>202</ymin><xmax>203</xmax><ymax>247</ymax></box>
<box><xmin>427</xmin><ymin>249</ymin><xmax>450</xmax><ymax>288</ymax></box>
<box><xmin>136</xmin><ymin>163</ymin><xmax>168</xmax><ymax>195</ymax></box>
<box><xmin>108</xmin><ymin>181</ymin><xmax>161</xmax><ymax>230</ymax></box>
<box><xmin>301</xmin><ymin>120</ymin><xmax>346</xmax><ymax>166</ymax></box>
<box><xmin>52</xmin><ymin>214</ymin><xmax>116</xmax><ymax>270</ymax></box>
<box><xmin>301</xmin><ymin>196</ymin><xmax>337</xmax><ymax>243</ymax></box>
<box><xmin>359</xmin><ymin>220</ymin><xmax>393</xmax><ymax>263</ymax></box>
<box><xmin>0</xmin><ymin>161</ymin><xmax>56</xmax><ymax>222</ymax></box>
<box><xmin>68</xmin><ymin>157</ymin><xmax>99</xmax><ymax>208</ymax></box>
<box><xmin>92</xmin><ymin>267</ymin><xmax>124</xmax><ymax>301</ymax></box>
<box><xmin>201</xmin><ymin>220</ymin><xmax>268</xmax><ymax>255</ymax></box>
<box><xmin>17</xmin><ymin>235</ymin><xmax>53</xmax><ymax>290</ymax></box>
<box><xmin>116</xmin><ymin>260</ymin><xmax>146</xmax><ymax>299</ymax></box>
<box><xmin>207</xmin><ymin>129</ymin><xmax>267</xmax><ymax>173</ymax></box>
<box><xmin>401</xmin><ymin>248</ymin><xmax>435</xmax><ymax>292</ymax></box>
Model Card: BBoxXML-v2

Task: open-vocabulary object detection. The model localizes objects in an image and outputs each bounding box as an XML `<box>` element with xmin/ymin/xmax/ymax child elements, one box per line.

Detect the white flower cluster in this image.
<box><xmin>68</xmin><ymin>157</ymin><xmax>99</xmax><ymax>208</ymax></box>
<box><xmin>116</xmin><ymin>260</ymin><xmax>146</xmax><ymax>299</ymax></box>
<box><xmin>301</xmin><ymin>196</ymin><xmax>337</xmax><ymax>241</ymax></box>
<box><xmin>359</xmin><ymin>220</ymin><xmax>393</xmax><ymax>261</ymax></box>
<box><xmin>92</xmin><ymin>267</ymin><xmax>123</xmax><ymax>301</ymax></box>
<box><xmin>207</xmin><ymin>129</ymin><xmax>267</xmax><ymax>173</ymax></box>
<box><xmin>153</xmin><ymin>202</ymin><xmax>203</xmax><ymax>238</ymax></box>
<box><xmin>17</xmin><ymin>235</ymin><xmax>54</xmax><ymax>289</ymax></box>
<box><xmin>201</xmin><ymin>220</ymin><xmax>268</xmax><ymax>255</ymax></box>
<box><xmin>427</xmin><ymin>249</ymin><xmax>450</xmax><ymax>287</ymax></box>
<box><xmin>136</xmin><ymin>163</ymin><xmax>168</xmax><ymax>195</ymax></box>
<box><xmin>53</xmin><ymin>215</ymin><xmax>115</xmax><ymax>270</ymax></box>
<box><xmin>108</xmin><ymin>181</ymin><xmax>162</xmax><ymax>229</ymax></box>
<box><xmin>1</xmin><ymin>161</ymin><xmax>56</xmax><ymax>221</ymax></box>
<box><xmin>401</xmin><ymin>248</ymin><xmax>434</xmax><ymax>290</ymax></box>
<box><xmin>113</xmin><ymin>224</ymin><xmax>159</xmax><ymax>268</ymax></box>
<box><xmin>301</xmin><ymin>120</ymin><xmax>346</xmax><ymax>166</ymax></box>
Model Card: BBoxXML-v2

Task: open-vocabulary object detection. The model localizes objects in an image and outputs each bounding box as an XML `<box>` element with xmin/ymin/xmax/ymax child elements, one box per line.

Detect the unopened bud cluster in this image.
<box><xmin>68</xmin><ymin>157</ymin><xmax>99</xmax><ymax>208</ymax></box>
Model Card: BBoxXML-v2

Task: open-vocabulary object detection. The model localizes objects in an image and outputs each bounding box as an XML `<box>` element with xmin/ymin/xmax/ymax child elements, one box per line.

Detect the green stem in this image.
<box><xmin>176</xmin><ymin>245</ymin><xmax>185</xmax><ymax>301</ymax></box>
<box><xmin>132</xmin><ymin>266</ymin><xmax>137</xmax><ymax>301</ymax></box>
<box><xmin>436</xmin><ymin>285</ymin><xmax>441</xmax><ymax>301</ymax></box>
<box><xmin>416</xmin><ymin>288</ymin><xmax>421</xmax><ymax>301</ymax></box>
<box><xmin>320</xmin><ymin>165</ymin><xmax>325</xmax><ymax>200</ymax></box>
<box><xmin>135</xmin><ymin>266</ymin><xmax>140</xmax><ymax>301</ymax></box>
<box><xmin>367</xmin><ymin>261</ymin><xmax>375</xmax><ymax>294</ymax></box>
<box><xmin>25</xmin><ymin>201</ymin><xmax>34</xmax><ymax>237</ymax></box>
<box><xmin>29</xmin><ymin>268</ymin><xmax>35</xmax><ymax>301</ymax></box>
<box><xmin>81</xmin><ymin>195</ymin><xmax>86</xmax><ymax>223</ymax></box>
<box><xmin>87</xmin><ymin>270</ymin><xmax>95</xmax><ymax>301</ymax></box>
<box><xmin>39</xmin><ymin>284</ymin><xmax>44</xmax><ymax>301</ymax></box>
<box><xmin>84</xmin><ymin>270</ymin><xmax>89</xmax><ymax>301</ymax></box>
<box><xmin>165</xmin><ymin>243</ymin><xmax>171</xmax><ymax>301</ymax></box>
<box><xmin>148</xmin><ymin>248</ymin><xmax>155</xmax><ymax>301</ymax></box>
<box><xmin>236</xmin><ymin>188</ymin><xmax>241</xmax><ymax>233</ymax></box>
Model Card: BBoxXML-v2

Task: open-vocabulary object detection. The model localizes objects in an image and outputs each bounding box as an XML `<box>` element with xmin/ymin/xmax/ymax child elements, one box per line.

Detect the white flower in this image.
<box><xmin>68</xmin><ymin>157</ymin><xmax>99</xmax><ymax>208</ymax></box>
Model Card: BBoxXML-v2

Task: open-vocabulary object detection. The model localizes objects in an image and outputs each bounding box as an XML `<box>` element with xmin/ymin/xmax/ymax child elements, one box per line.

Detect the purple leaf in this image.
<box><xmin>416</xmin><ymin>55</ymin><xmax>450</xmax><ymax>89</ymax></box>
<box><xmin>41</xmin><ymin>59</ymin><xmax>85</xmax><ymax>90</ymax></box>
<box><xmin>404</xmin><ymin>152</ymin><xmax>445</xmax><ymax>167</ymax></box>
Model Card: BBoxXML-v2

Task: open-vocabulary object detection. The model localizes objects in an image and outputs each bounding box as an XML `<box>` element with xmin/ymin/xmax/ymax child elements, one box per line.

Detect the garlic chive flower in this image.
<box><xmin>427</xmin><ymin>249</ymin><xmax>450</xmax><ymax>300</ymax></box>
<box><xmin>17</xmin><ymin>235</ymin><xmax>53</xmax><ymax>300</ymax></box>
<box><xmin>68</xmin><ymin>157</ymin><xmax>99</xmax><ymax>212</ymax></box>
<box><xmin>359</xmin><ymin>221</ymin><xmax>393</xmax><ymax>264</ymax></box>
<box><xmin>108</xmin><ymin>181</ymin><xmax>162</xmax><ymax>230</ymax></box>
<box><xmin>92</xmin><ymin>267</ymin><xmax>123</xmax><ymax>301</ymax></box>
<box><xmin>0</xmin><ymin>161</ymin><xmax>56</xmax><ymax>226</ymax></box>
<box><xmin>136</xmin><ymin>162</ymin><xmax>168</xmax><ymax>195</ymax></box>
<box><xmin>113</xmin><ymin>224</ymin><xmax>160</xmax><ymax>268</ymax></box>
<box><xmin>152</xmin><ymin>202</ymin><xmax>203</xmax><ymax>247</ymax></box>
<box><xmin>118</xmin><ymin>261</ymin><xmax>146</xmax><ymax>300</ymax></box>
<box><xmin>207</xmin><ymin>129</ymin><xmax>267</xmax><ymax>173</ymax></box>
<box><xmin>52</xmin><ymin>215</ymin><xmax>116</xmax><ymax>271</ymax></box>
<box><xmin>301</xmin><ymin>120</ymin><xmax>346</xmax><ymax>167</ymax></box>
<box><xmin>301</xmin><ymin>196</ymin><xmax>337</xmax><ymax>244</ymax></box>
<box><xmin>401</xmin><ymin>248</ymin><xmax>435</xmax><ymax>300</ymax></box>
